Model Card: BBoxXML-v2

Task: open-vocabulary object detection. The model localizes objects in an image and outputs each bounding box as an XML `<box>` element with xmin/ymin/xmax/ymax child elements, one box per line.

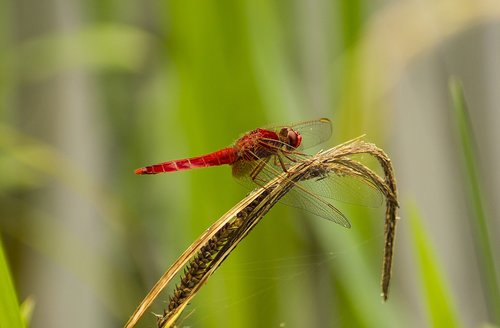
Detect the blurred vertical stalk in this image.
<box><xmin>336</xmin><ymin>0</ymin><xmax>363</xmax><ymax>139</ymax></box>
<box><xmin>408</xmin><ymin>205</ymin><xmax>462</xmax><ymax>327</ymax></box>
<box><xmin>12</xmin><ymin>0</ymin><xmax>110</xmax><ymax>326</ymax></box>
<box><xmin>449</xmin><ymin>77</ymin><xmax>500</xmax><ymax>325</ymax></box>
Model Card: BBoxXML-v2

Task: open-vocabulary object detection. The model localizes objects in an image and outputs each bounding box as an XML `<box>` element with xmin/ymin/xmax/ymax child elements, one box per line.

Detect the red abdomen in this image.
<box><xmin>135</xmin><ymin>148</ymin><xmax>238</xmax><ymax>175</ymax></box>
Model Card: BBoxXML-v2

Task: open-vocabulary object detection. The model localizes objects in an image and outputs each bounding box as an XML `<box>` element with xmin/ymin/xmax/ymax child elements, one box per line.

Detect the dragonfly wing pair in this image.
<box><xmin>231</xmin><ymin>118</ymin><xmax>383</xmax><ymax>228</ymax></box>
<box><xmin>233</xmin><ymin>156</ymin><xmax>382</xmax><ymax>228</ymax></box>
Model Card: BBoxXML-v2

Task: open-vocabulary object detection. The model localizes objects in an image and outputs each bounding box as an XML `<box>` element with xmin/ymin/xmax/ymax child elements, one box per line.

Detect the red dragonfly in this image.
<box><xmin>135</xmin><ymin>118</ymin><xmax>382</xmax><ymax>228</ymax></box>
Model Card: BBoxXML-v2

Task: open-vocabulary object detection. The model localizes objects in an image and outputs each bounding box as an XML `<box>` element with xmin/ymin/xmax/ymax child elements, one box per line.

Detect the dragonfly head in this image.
<box><xmin>279</xmin><ymin>127</ymin><xmax>302</xmax><ymax>150</ymax></box>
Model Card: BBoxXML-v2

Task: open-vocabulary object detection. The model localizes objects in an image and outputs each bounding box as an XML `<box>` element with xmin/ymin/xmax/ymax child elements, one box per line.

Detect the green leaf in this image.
<box><xmin>449</xmin><ymin>77</ymin><xmax>500</xmax><ymax>324</ymax></box>
<box><xmin>408</xmin><ymin>204</ymin><xmax>462</xmax><ymax>328</ymax></box>
<box><xmin>5</xmin><ymin>23</ymin><xmax>154</xmax><ymax>81</ymax></box>
<box><xmin>0</xmin><ymin>240</ymin><xmax>25</xmax><ymax>328</ymax></box>
<box><xmin>19</xmin><ymin>296</ymin><xmax>35</xmax><ymax>326</ymax></box>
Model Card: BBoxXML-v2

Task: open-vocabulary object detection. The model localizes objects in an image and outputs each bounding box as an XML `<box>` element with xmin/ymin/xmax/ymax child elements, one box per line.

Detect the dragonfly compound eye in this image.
<box><xmin>288</xmin><ymin>130</ymin><xmax>302</xmax><ymax>149</ymax></box>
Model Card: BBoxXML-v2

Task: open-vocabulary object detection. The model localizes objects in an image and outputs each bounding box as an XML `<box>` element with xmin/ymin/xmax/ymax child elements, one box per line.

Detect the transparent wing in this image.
<box><xmin>295</xmin><ymin>173</ymin><xmax>383</xmax><ymax>208</ymax></box>
<box><xmin>266</xmin><ymin>118</ymin><xmax>333</xmax><ymax>151</ymax></box>
<box><xmin>279</xmin><ymin>183</ymin><xmax>352</xmax><ymax>228</ymax></box>
<box><xmin>233</xmin><ymin>142</ymin><xmax>383</xmax><ymax>208</ymax></box>
<box><xmin>232</xmin><ymin>148</ymin><xmax>383</xmax><ymax>228</ymax></box>
<box><xmin>232</xmin><ymin>156</ymin><xmax>351</xmax><ymax>228</ymax></box>
<box><xmin>290</xmin><ymin>118</ymin><xmax>332</xmax><ymax>150</ymax></box>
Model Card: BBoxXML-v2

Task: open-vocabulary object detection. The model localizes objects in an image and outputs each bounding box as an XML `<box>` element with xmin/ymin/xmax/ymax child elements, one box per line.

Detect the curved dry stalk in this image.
<box><xmin>125</xmin><ymin>137</ymin><xmax>399</xmax><ymax>328</ymax></box>
<box><xmin>320</xmin><ymin>140</ymin><xmax>399</xmax><ymax>301</ymax></box>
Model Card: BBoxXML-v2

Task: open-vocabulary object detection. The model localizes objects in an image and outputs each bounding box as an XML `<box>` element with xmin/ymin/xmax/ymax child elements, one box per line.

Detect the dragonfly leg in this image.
<box><xmin>282</xmin><ymin>151</ymin><xmax>298</xmax><ymax>163</ymax></box>
<box><xmin>276</xmin><ymin>153</ymin><xmax>288</xmax><ymax>172</ymax></box>
<box><xmin>271</xmin><ymin>152</ymin><xmax>292</xmax><ymax>172</ymax></box>
<box><xmin>272</xmin><ymin>154</ymin><xmax>285</xmax><ymax>167</ymax></box>
<box><xmin>250</xmin><ymin>158</ymin><xmax>269</xmax><ymax>183</ymax></box>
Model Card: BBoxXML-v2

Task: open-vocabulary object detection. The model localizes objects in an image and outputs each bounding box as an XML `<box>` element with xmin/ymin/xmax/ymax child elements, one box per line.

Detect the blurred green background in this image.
<box><xmin>1</xmin><ymin>0</ymin><xmax>500</xmax><ymax>327</ymax></box>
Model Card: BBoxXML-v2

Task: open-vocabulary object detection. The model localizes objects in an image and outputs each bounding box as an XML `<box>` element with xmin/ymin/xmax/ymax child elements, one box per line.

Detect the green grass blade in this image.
<box><xmin>19</xmin><ymin>297</ymin><xmax>35</xmax><ymax>327</ymax></box>
<box><xmin>449</xmin><ymin>77</ymin><xmax>500</xmax><ymax>325</ymax></box>
<box><xmin>0</xmin><ymin>240</ymin><xmax>25</xmax><ymax>328</ymax></box>
<box><xmin>408</xmin><ymin>204</ymin><xmax>462</xmax><ymax>328</ymax></box>
<box><xmin>4</xmin><ymin>23</ymin><xmax>153</xmax><ymax>82</ymax></box>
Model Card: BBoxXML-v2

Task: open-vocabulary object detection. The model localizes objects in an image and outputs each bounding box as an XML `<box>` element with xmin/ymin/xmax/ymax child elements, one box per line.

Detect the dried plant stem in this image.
<box><xmin>164</xmin><ymin>219</ymin><xmax>244</xmax><ymax>316</ymax></box>
<box><xmin>324</xmin><ymin>141</ymin><xmax>399</xmax><ymax>300</ymax></box>
<box><xmin>125</xmin><ymin>137</ymin><xmax>399</xmax><ymax>328</ymax></box>
<box><xmin>124</xmin><ymin>191</ymin><xmax>265</xmax><ymax>328</ymax></box>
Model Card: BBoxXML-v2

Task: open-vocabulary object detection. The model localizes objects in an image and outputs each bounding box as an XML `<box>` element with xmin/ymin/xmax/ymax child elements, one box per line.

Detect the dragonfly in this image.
<box><xmin>135</xmin><ymin>118</ymin><xmax>382</xmax><ymax>228</ymax></box>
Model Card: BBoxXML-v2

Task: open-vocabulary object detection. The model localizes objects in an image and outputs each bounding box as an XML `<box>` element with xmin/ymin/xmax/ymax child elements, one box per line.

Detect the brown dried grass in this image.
<box><xmin>125</xmin><ymin>137</ymin><xmax>399</xmax><ymax>328</ymax></box>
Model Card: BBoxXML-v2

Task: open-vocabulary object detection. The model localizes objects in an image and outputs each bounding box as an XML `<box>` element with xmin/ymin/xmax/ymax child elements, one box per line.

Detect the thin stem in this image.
<box><xmin>449</xmin><ymin>78</ymin><xmax>500</xmax><ymax>325</ymax></box>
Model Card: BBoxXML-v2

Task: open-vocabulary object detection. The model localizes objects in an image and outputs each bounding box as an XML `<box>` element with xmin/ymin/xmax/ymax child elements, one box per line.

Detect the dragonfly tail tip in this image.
<box><xmin>135</xmin><ymin>167</ymin><xmax>147</xmax><ymax>175</ymax></box>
